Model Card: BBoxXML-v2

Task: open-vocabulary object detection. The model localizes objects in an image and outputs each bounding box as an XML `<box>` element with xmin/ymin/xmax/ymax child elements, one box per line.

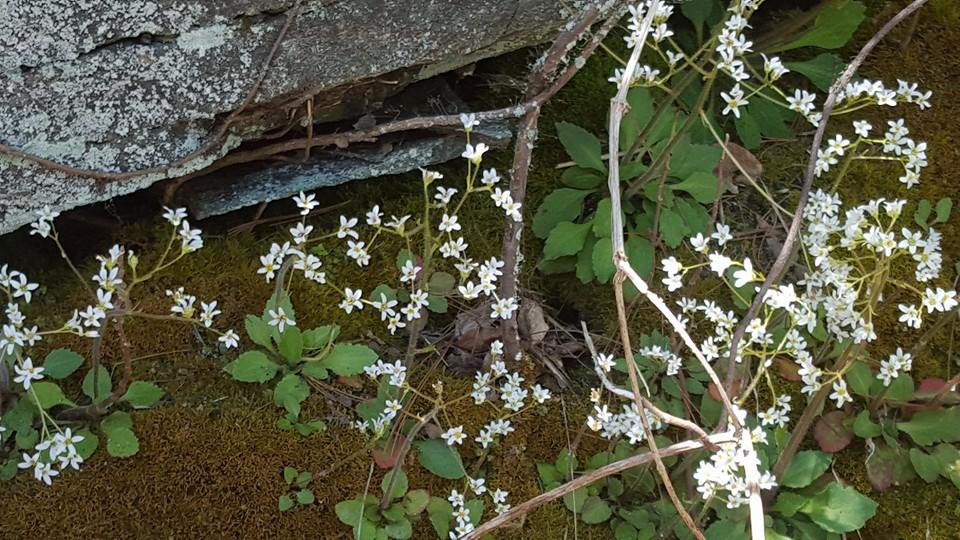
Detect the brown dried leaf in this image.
<box><xmin>814</xmin><ymin>410</ymin><xmax>854</xmax><ymax>453</ymax></box>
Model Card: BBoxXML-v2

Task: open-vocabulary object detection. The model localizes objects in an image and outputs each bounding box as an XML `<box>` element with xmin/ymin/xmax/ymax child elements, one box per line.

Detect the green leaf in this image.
<box><xmin>704</xmin><ymin>519</ymin><xmax>747</xmax><ymax>540</ymax></box>
<box><xmin>556</xmin><ymin>122</ymin><xmax>606</xmax><ymax>173</ymax></box>
<box><xmin>772</xmin><ymin>492</ymin><xmax>808</xmax><ymax>518</ymax></box>
<box><xmin>885</xmin><ymin>374</ymin><xmax>914</xmax><ymax>402</ymax></box>
<box><xmin>245</xmin><ymin>314</ymin><xmax>272</xmax><ymax>348</ymax></box>
<box><xmin>301</xmin><ymin>362</ymin><xmax>329</xmax><ymax>380</ymax></box>
<box><xmin>426</xmin><ymin>294</ymin><xmax>448</xmax><ymax>314</ymax></box>
<box><xmin>279</xmin><ymin>494</ymin><xmax>295</xmax><ymax>512</ymax></box>
<box><xmin>915</xmin><ymin>199</ymin><xmax>932</xmax><ymax>229</ymax></box>
<box><xmin>427</xmin><ymin>497</ymin><xmax>453</xmax><ymax>539</ymax></box>
<box><xmin>680</xmin><ymin>0</ymin><xmax>717</xmax><ymax>33</ymax></box>
<box><xmin>384</xmin><ymin>518</ymin><xmax>412</xmax><ymax>539</ymax></box>
<box><xmin>674</xmin><ymin>197</ymin><xmax>710</xmax><ymax>236</ymax></box>
<box><xmin>669</xmin><ymin>138</ymin><xmax>722</xmax><ymax>179</ymax></box>
<box><xmin>404</xmin><ymin>489</ymin><xmax>430</xmax><ymax>515</ymax></box>
<box><xmin>563</xmin><ymin>486</ymin><xmax>588</xmax><ymax>513</ymax></box>
<box><xmin>428</xmin><ymin>272</ymin><xmax>456</xmax><ymax>294</ymax></box>
<box><xmin>82</xmin><ymin>366</ymin><xmax>112</xmax><ymax>403</ymax></box>
<box><xmin>381</xmin><ymin>468</ymin><xmax>408</xmax><ymax>500</ymax></box>
<box><xmin>302</xmin><ymin>325</ymin><xmax>339</xmax><ymax>349</ymax></box>
<box><xmin>786</xmin><ymin>53</ymin><xmax>845</xmax><ymax>92</ymax></box>
<box><xmin>296</xmin><ymin>489</ymin><xmax>315</xmax><ymax>505</ymax></box>
<box><xmin>121</xmin><ymin>381</ymin><xmax>165</xmax><ymax>409</ymax></box>
<box><xmin>276</xmin><ymin>326</ymin><xmax>304</xmax><ymax>363</ymax></box>
<box><xmin>105</xmin><ymin>427</ymin><xmax>139</xmax><ymax>458</ymax></box>
<box><xmin>543</xmin><ymin>221</ymin><xmax>592</xmax><ymax>260</ymax></box>
<box><xmin>625</xmin><ymin>236</ymin><xmax>654</xmax><ymax>278</ymax></box>
<box><xmin>845</xmin><ymin>361</ymin><xmax>874</xmax><ymax>396</ymax></box>
<box><xmin>73</xmin><ymin>429</ymin><xmax>99</xmax><ymax>459</ymax></box>
<box><xmin>734</xmin><ymin>110</ymin><xmax>761</xmax><ymax>149</ymax></box>
<box><xmin>580</xmin><ymin>496</ymin><xmax>612</xmax><ymax>524</ymax></box>
<box><xmin>592</xmin><ymin>199</ymin><xmax>613</xmax><ymax>238</ymax></box>
<box><xmin>320</xmin><ymin>343</ymin><xmax>378</xmax><ymax>377</ymax></box>
<box><xmin>561</xmin><ymin>166</ymin><xmax>604</xmax><ymax>189</ymax></box>
<box><xmin>591</xmin><ymin>237</ymin><xmax>615</xmax><ymax>284</ymax></box>
<box><xmin>540</xmin><ymin>256</ymin><xmax>577</xmax><ymax>276</ymax></box>
<box><xmin>223</xmin><ymin>351</ymin><xmax>279</xmax><ymax>383</ymax></box>
<box><xmin>897</xmin><ymin>407</ymin><xmax>960</xmax><ymax>446</ymax></box>
<box><xmin>621</xmin><ymin>87</ymin><xmax>654</xmax><ymax>152</ymax></box>
<box><xmin>100</xmin><ymin>410</ymin><xmax>133</xmax><ymax>432</ymax></box>
<box><xmin>395</xmin><ymin>249</ymin><xmax>415</xmax><ymax>271</ymax></box>
<box><xmin>800</xmin><ymin>483</ymin><xmax>878</xmax><ymax>533</ymax></box>
<box><xmin>782</xmin><ymin>450</ymin><xmax>832</xmax><ymax>488</ymax></box>
<box><xmin>671</xmin><ymin>171</ymin><xmax>718</xmax><ymax>204</ymax></box>
<box><xmin>283</xmin><ymin>466</ymin><xmax>298</xmax><ymax>484</ymax></box>
<box><xmin>575</xmin><ymin>233</ymin><xmax>597</xmax><ymax>283</ymax></box>
<box><xmin>935</xmin><ymin>197</ymin><xmax>953</xmax><ymax>223</ymax></box>
<box><xmin>659</xmin><ymin>207</ymin><xmax>690</xmax><ymax>248</ymax></box>
<box><xmin>31</xmin><ymin>382</ymin><xmax>74</xmax><ymax>409</ymax></box>
<box><xmin>416</xmin><ymin>439</ymin><xmax>465</xmax><ymax>479</ymax></box>
<box><xmin>532</xmin><ymin>189</ymin><xmax>592</xmax><ymax>239</ymax></box>
<box><xmin>775</xmin><ymin>0</ymin><xmax>867</xmax><ymax>52</ymax></box>
<box><xmin>909</xmin><ymin>448</ymin><xmax>943</xmax><ymax>482</ymax></box>
<box><xmin>274</xmin><ymin>374</ymin><xmax>310</xmax><ymax>417</ymax></box>
<box><xmin>748</xmin><ymin>99</ymin><xmax>793</xmax><ymax>139</ymax></box>
<box><xmin>853</xmin><ymin>410</ymin><xmax>881</xmax><ymax>438</ymax></box>
<box><xmin>335</xmin><ymin>499</ymin><xmax>365</xmax><ymax>525</ymax></box>
<box><xmin>42</xmin><ymin>348</ymin><xmax>84</xmax><ymax>379</ymax></box>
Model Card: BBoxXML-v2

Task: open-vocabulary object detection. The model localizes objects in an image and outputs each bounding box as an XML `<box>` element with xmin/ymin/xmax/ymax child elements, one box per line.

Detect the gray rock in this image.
<box><xmin>0</xmin><ymin>0</ymin><xmax>583</xmax><ymax>234</ymax></box>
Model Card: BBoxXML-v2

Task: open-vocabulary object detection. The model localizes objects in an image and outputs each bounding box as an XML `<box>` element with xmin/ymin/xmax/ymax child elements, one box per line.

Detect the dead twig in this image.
<box><xmin>463</xmin><ymin>432</ymin><xmax>737</xmax><ymax>539</ymax></box>
<box><xmin>500</xmin><ymin>2</ymin><xmax>628</xmax><ymax>359</ymax></box>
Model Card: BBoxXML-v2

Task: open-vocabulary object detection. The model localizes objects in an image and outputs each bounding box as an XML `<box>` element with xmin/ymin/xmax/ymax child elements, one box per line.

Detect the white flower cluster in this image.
<box><xmin>585</xmin><ymin>363</ymin><xmax>664</xmax><ymax>444</ymax></box>
<box><xmin>694</xmin><ymin>428</ymin><xmax>776</xmax><ymax>509</ymax></box>
<box><xmin>259</xmin><ymin>115</ymin><xmax>520</xmax><ymax>334</ymax></box>
<box><xmin>2</xmin><ymin>206</ymin><xmax>240</xmax><ymax>486</ymax></box>
<box><xmin>17</xmin><ymin>428</ymin><xmax>86</xmax><ymax>485</ymax></box>
<box><xmin>814</xmin><ymin>118</ymin><xmax>929</xmax><ymax>189</ymax></box>
<box><xmin>653</xmin><ymin>189</ymin><xmax>955</xmax><ymax>417</ymax></box>
<box><xmin>446</xmin><ymin>485</ymin><xmax>511</xmax><ymax>538</ymax></box>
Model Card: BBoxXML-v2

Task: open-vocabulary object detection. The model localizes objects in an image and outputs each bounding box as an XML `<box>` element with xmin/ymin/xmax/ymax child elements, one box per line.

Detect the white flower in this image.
<box><xmin>922</xmin><ymin>287</ymin><xmax>958</xmax><ymax>313</ymax></box>
<box><xmin>462</xmin><ymin>143</ymin><xmax>489</xmax><ymax>164</ymax></box>
<box><xmin>458</xmin><ymin>281</ymin><xmax>480</xmax><ymax>300</ymax></box>
<box><xmin>219</xmin><ymin>330</ymin><xmax>240</xmax><ymax>349</ymax></box>
<box><xmin>339</xmin><ymin>288</ymin><xmax>363</xmax><ymax>314</ymax></box>
<box><xmin>898</xmin><ymin>304</ymin><xmax>922</xmax><ymax>329</ymax></box>
<box><xmin>720</xmin><ymin>85</ymin><xmax>748</xmax><ymax>118</ymax></box>
<box><xmin>853</xmin><ymin>120</ymin><xmax>872</xmax><ymax>138</ymax></box>
<box><xmin>460</xmin><ymin>113</ymin><xmax>479</xmax><ymax>131</ymax></box>
<box><xmin>293</xmin><ymin>192</ymin><xmax>319</xmax><ymax>215</ymax></box>
<box><xmin>491</xmin><ymin>297</ymin><xmax>519</xmax><ymax>320</ymax></box>
<box><xmin>481</xmin><ymin>168</ymin><xmax>500</xmax><ymax>185</ymax></box>
<box><xmin>336</xmin><ymin>215</ymin><xmax>359</xmax><ymax>239</ymax></box>
<box><xmin>162</xmin><ymin>207</ymin><xmax>187</xmax><ymax>226</ymax></box>
<box><xmin>709</xmin><ymin>253</ymin><xmax>733</xmax><ymax>276</ymax></box>
<box><xmin>441</xmin><ymin>426</ymin><xmax>467</xmax><ymax>446</ymax></box>
<box><xmin>829</xmin><ymin>379</ymin><xmax>852</xmax><ymax>408</ymax></box>
<box><xmin>732</xmin><ymin>258</ymin><xmax>755</xmax><ymax>289</ymax></box>
<box><xmin>596</xmin><ymin>353</ymin><xmax>615</xmax><ymax>373</ymax></box>
<box><xmin>267</xmin><ymin>307</ymin><xmax>295</xmax><ymax>333</ymax></box>
<box><xmin>468</xmin><ymin>477</ymin><xmax>487</xmax><ymax>495</ymax></box>
<box><xmin>13</xmin><ymin>357</ymin><xmax>44</xmax><ymax>390</ymax></box>
<box><xmin>289</xmin><ymin>222</ymin><xmax>313</xmax><ymax>244</ymax></box>
<box><xmin>711</xmin><ymin>224</ymin><xmax>732</xmax><ymax>245</ymax></box>
<box><xmin>532</xmin><ymin>384</ymin><xmax>552</xmax><ymax>403</ymax></box>
<box><xmin>439</xmin><ymin>213</ymin><xmax>461</xmax><ymax>233</ymax></box>
<box><xmin>662</xmin><ymin>256</ymin><xmax>683</xmax><ymax>277</ymax></box>
<box><xmin>762</xmin><ymin>54</ymin><xmax>788</xmax><ymax>80</ymax></box>
<box><xmin>435</xmin><ymin>187</ymin><xmax>458</xmax><ymax>205</ymax></box>
<box><xmin>400</xmin><ymin>260</ymin><xmax>421</xmax><ymax>283</ymax></box>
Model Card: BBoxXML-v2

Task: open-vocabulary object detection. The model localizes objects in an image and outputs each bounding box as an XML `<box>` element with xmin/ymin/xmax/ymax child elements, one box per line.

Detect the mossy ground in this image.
<box><xmin>2</xmin><ymin>3</ymin><xmax>960</xmax><ymax>539</ymax></box>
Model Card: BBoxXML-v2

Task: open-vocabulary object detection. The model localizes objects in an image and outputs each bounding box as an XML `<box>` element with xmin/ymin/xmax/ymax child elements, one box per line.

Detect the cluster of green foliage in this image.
<box><xmin>1</xmin><ymin>348</ymin><xmax>168</xmax><ymax>479</ymax></box>
<box><xmin>224</xmin><ymin>290</ymin><xmax>378</xmax><ymax>432</ymax></box>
